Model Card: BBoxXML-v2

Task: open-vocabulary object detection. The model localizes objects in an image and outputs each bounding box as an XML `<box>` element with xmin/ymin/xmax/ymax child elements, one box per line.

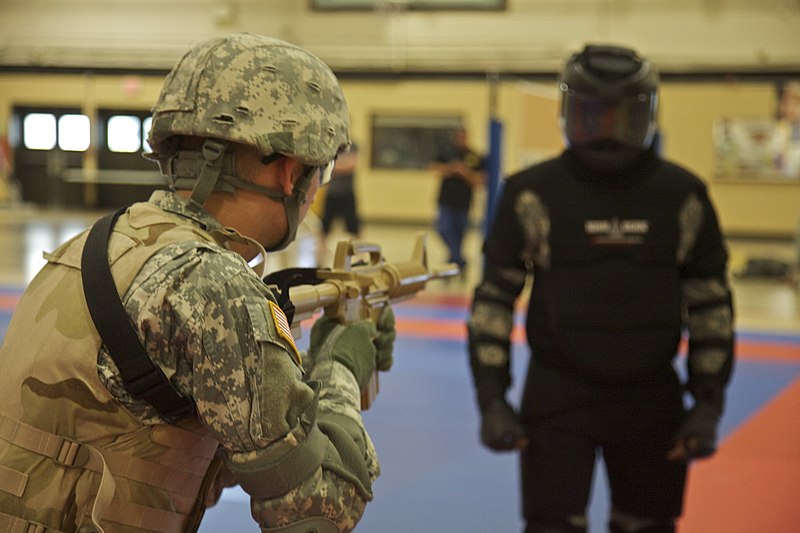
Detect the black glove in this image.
<box><xmin>674</xmin><ymin>402</ymin><xmax>721</xmax><ymax>459</ymax></box>
<box><xmin>480</xmin><ymin>399</ymin><xmax>528</xmax><ymax>452</ymax></box>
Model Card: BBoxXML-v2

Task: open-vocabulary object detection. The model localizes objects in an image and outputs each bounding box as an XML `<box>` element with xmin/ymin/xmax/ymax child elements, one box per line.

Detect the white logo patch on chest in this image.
<box><xmin>584</xmin><ymin>217</ymin><xmax>650</xmax><ymax>245</ymax></box>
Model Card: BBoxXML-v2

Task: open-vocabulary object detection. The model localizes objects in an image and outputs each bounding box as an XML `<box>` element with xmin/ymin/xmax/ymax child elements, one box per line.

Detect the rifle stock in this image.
<box><xmin>286</xmin><ymin>232</ymin><xmax>459</xmax><ymax>409</ymax></box>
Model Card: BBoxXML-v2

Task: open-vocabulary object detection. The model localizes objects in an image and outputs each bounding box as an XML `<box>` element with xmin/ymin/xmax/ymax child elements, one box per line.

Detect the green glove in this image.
<box><xmin>374</xmin><ymin>305</ymin><xmax>396</xmax><ymax>372</ymax></box>
<box><xmin>675</xmin><ymin>402</ymin><xmax>721</xmax><ymax>459</ymax></box>
<box><xmin>480</xmin><ymin>399</ymin><xmax>528</xmax><ymax>452</ymax></box>
<box><xmin>308</xmin><ymin>316</ymin><xmax>378</xmax><ymax>391</ymax></box>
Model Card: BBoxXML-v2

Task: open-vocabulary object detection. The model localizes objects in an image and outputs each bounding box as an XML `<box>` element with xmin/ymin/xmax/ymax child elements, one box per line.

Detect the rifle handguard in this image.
<box><xmin>279</xmin><ymin>233</ymin><xmax>459</xmax><ymax>409</ymax></box>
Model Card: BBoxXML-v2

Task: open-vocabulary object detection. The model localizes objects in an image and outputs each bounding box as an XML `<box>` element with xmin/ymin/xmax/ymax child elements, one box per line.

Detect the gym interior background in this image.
<box><xmin>1</xmin><ymin>0</ymin><xmax>799</xmax><ymax>237</ymax></box>
<box><xmin>0</xmin><ymin>1</ymin><xmax>798</xmax><ymax>532</ymax></box>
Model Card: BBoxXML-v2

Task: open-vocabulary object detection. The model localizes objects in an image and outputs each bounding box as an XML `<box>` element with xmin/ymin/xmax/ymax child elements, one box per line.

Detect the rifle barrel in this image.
<box><xmin>289</xmin><ymin>283</ymin><xmax>341</xmax><ymax>321</ymax></box>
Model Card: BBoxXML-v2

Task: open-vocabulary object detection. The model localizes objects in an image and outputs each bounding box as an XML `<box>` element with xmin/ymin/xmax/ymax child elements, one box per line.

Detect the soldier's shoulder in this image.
<box><xmin>138</xmin><ymin>241</ymin><xmax>260</xmax><ymax>307</ymax></box>
<box><xmin>505</xmin><ymin>157</ymin><xmax>562</xmax><ymax>188</ymax></box>
<box><xmin>658</xmin><ymin>158</ymin><xmax>706</xmax><ymax>190</ymax></box>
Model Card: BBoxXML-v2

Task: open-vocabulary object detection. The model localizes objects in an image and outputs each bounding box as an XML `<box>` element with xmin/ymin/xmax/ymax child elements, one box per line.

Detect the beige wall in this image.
<box><xmin>1</xmin><ymin>73</ymin><xmax>798</xmax><ymax>237</ymax></box>
<box><xmin>2</xmin><ymin>0</ymin><xmax>798</xmax><ymax>73</ymax></box>
<box><xmin>659</xmin><ymin>83</ymin><xmax>800</xmax><ymax>237</ymax></box>
<box><xmin>341</xmin><ymin>79</ymin><xmax>491</xmax><ymax>224</ymax></box>
<box><xmin>0</xmin><ymin>73</ymin><xmax>164</xmax><ymax>122</ymax></box>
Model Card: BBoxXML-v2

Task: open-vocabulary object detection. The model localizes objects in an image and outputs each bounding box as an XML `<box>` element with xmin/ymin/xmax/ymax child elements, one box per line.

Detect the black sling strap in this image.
<box><xmin>80</xmin><ymin>206</ymin><xmax>195</xmax><ymax>422</ymax></box>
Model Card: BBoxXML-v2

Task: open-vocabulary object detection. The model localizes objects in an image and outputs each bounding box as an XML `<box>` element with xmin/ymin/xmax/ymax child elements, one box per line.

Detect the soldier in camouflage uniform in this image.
<box><xmin>0</xmin><ymin>33</ymin><xmax>394</xmax><ymax>533</ymax></box>
<box><xmin>467</xmin><ymin>45</ymin><xmax>735</xmax><ymax>532</ymax></box>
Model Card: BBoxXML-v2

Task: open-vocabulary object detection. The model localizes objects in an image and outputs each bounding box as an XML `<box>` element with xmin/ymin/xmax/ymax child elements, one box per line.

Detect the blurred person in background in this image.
<box><xmin>429</xmin><ymin>126</ymin><xmax>486</xmax><ymax>273</ymax></box>
<box><xmin>319</xmin><ymin>141</ymin><xmax>361</xmax><ymax>265</ymax></box>
<box><xmin>467</xmin><ymin>44</ymin><xmax>734</xmax><ymax>533</ymax></box>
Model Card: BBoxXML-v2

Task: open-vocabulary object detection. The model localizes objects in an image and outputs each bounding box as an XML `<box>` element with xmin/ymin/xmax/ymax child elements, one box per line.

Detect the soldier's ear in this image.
<box><xmin>274</xmin><ymin>158</ymin><xmax>302</xmax><ymax>195</ymax></box>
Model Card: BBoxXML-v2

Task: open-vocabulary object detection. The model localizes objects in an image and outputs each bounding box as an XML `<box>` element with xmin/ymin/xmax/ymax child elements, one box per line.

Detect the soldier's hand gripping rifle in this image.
<box><xmin>264</xmin><ymin>233</ymin><xmax>459</xmax><ymax>410</ymax></box>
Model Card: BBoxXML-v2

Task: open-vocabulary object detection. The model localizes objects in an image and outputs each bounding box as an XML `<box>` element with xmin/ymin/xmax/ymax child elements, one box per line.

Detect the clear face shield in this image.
<box><xmin>561</xmin><ymin>88</ymin><xmax>657</xmax><ymax>151</ymax></box>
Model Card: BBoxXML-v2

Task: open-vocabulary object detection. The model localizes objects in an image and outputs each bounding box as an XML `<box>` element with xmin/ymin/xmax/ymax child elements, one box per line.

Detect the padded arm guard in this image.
<box><xmin>467</xmin><ymin>277</ymin><xmax>522</xmax><ymax>411</ymax></box>
<box><xmin>225</xmin><ymin>387</ymin><xmax>329</xmax><ymax>500</ymax></box>
<box><xmin>682</xmin><ymin>276</ymin><xmax>735</xmax><ymax>413</ymax></box>
<box><xmin>226</xmin><ymin>384</ymin><xmax>373</xmax><ymax>504</ymax></box>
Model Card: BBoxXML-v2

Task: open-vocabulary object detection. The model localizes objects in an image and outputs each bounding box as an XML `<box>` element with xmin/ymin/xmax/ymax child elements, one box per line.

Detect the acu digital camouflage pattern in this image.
<box><xmin>246</xmin><ymin>323</ymin><xmax>383</xmax><ymax>530</ymax></box>
<box><xmin>252</xmin><ymin>360</ymin><xmax>379</xmax><ymax>531</ymax></box>
<box><xmin>109</xmin><ymin>192</ymin><xmax>377</xmax><ymax>531</ymax></box>
<box><xmin>148</xmin><ymin>33</ymin><xmax>350</xmax><ymax>167</ymax></box>
<box><xmin>0</xmin><ymin>190</ymin><xmax>377</xmax><ymax>532</ymax></box>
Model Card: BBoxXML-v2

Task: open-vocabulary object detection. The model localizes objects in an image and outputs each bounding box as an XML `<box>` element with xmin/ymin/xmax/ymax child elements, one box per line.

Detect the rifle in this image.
<box><xmin>268</xmin><ymin>233</ymin><xmax>459</xmax><ymax>410</ymax></box>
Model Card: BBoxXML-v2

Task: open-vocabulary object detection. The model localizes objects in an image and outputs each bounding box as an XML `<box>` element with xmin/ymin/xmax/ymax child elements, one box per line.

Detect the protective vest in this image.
<box><xmin>525</xmin><ymin>155</ymin><xmax>696</xmax><ymax>383</ymax></box>
<box><xmin>0</xmin><ymin>203</ymin><xmax>224</xmax><ymax>533</ymax></box>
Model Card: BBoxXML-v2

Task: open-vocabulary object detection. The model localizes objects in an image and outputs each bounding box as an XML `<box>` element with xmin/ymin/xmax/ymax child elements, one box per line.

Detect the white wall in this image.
<box><xmin>1</xmin><ymin>0</ymin><xmax>798</xmax><ymax>72</ymax></box>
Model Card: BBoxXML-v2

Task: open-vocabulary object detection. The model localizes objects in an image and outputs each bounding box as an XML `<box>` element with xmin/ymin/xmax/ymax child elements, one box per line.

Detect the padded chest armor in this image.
<box><xmin>0</xmin><ymin>204</ymin><xmax>222</xmax><ymax>533</ymax></box>
<box><xmin>527</xmin><ymin>166</ymin><xmax>687</xmax><ymax>383</ymax></box>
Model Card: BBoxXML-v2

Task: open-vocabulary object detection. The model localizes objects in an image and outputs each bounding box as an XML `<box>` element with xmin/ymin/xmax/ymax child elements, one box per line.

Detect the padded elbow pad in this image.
<box><xmin>317</xmin><ymin>412</ymin><xmax>373</xmax><ymax>499</ymax></box>
<box><xmin>228</xmin><ymin>422</ymin><xmax>329</xmax><ymax>500</ymax></box>
<box><xmin>227</xmin><ymin>391</ymin><xmax>329</xmax><ymax>500</ymax></box>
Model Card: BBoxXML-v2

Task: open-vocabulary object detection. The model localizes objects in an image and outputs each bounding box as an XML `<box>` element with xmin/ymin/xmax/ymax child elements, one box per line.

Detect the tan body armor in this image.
<box><xmin>0</xmin><ymin>204</ymin><xmax>222</xmax><ymax>533</ymax></box>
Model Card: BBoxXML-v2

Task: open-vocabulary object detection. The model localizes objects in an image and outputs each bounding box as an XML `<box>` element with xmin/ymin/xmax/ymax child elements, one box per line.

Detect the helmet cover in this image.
<box><xmin>148</xmin><ymin>33</ymin><xmax>350</xmax><ymax>166</ymax></box>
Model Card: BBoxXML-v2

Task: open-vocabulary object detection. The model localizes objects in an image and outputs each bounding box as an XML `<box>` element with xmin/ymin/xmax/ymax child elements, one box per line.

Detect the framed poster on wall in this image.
<box><xmin>713</xmin><ymin>118</ymin><xmax>800</xmax><ymax>181</ymax></box>
<box><xmin>713</xmin><ymin>81</ymin><xmax>800</xmax><ymax>182</ymax></box>
<box><xmin>370</xmin><ymin>114</ymin><xmax>463</xmax><ymax>170</ymax></box>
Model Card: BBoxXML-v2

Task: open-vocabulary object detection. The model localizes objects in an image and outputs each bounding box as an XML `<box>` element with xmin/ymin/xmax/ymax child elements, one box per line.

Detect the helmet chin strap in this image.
<box><xmin>163</xmin><ymin>142</ymin><xmax>315</xmax><ymax>252</ymax></box>
<box><xmin>265</xmin><ymin>165</ymin><xmax>315</xmax><ymax>252</ymax></box>
<box><xmin>187</xmin><ymin>139</ymin><xmax>229</xmax><ymax>211</ymax></box>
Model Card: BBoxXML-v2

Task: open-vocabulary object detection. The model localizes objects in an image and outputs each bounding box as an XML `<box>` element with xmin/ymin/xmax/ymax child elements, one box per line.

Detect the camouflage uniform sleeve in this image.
<box><xmin>467</xmin><ymin>178</ymin><xmax>542</xmax><ymax>410</ymax></box>
<box><xmin>677</xmin><ymin>189</ymin><xmax>735</xmax><ymax>412</ymax></box>
<box><xmin>106</xmin><ymin>243</ymin><xmax>374</xmax><ymax>531</ymax></box>
<box><xmin>188</xmin><ymin>268</ymin><xmax>375</xmax><ymax>531</ymax></box>
<box><xmin>250</xmin><ymin>359</ymin><xmax>378</xmax><ymax>531</ymax></box>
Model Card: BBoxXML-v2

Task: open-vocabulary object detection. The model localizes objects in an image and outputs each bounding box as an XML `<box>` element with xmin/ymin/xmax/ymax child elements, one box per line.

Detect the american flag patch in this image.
<box><xmin>268</xmin><ymin>300</ymin><xmax>302</xmax><ymax>366</ymax></box>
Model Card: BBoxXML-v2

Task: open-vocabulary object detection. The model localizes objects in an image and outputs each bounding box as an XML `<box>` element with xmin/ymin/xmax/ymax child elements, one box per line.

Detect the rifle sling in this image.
<box><xmin>81</xmin><ymin>206</ymin><xmax>195</xmax><ymax>422</ymax></box>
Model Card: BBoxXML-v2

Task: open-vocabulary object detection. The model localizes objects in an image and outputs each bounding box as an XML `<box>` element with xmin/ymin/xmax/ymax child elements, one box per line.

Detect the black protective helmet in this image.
<box><xmin>559</xmin><ymin>45</ymin><xmax>659</xmax><ymax>170</ymax></box>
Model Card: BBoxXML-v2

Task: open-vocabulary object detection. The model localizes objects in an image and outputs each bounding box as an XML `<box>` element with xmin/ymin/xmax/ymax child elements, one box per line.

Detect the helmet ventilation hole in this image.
<box><xmin>212</xmin><ymin>114</ymin><xmax>235</xmax><ymax>125</ymax></box>
<box><xmin>306</xmin><ymin>81</ymin><xmax>322</xmax><ymax>92</ymax></box>
<box><xmin>235</xmin><ymin>106</ymin><xmax>251</xmax><ymax>116</ymax></box>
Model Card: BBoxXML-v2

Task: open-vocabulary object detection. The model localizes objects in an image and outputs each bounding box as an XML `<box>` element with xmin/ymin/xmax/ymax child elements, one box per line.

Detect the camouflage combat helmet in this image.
<box><xmin>146</xmin><ymin>33</ymin><xmax>350</xmax><ymax>250</ymax></box>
